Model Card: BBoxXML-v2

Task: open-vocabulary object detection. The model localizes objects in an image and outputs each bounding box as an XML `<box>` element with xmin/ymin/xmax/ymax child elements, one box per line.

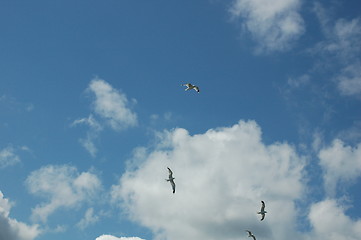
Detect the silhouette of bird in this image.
<box><xmin>257</xmin><ymin>200</ymin><xmax>267</xmax><ymax>221</ymax></box>
<box><xmin>166</xmin><ymin>167</ymin><xmax>176</xmax><ymax>194</ymax></box>
<box><xmin>182</xmin><ymin>83</ymin><xmax>200</xmax><ymax>93</ymax></box>
<box><xmin>245</xmin><ymin>230</ymin><xmax>256</xmax><ymax>240</ymax></box>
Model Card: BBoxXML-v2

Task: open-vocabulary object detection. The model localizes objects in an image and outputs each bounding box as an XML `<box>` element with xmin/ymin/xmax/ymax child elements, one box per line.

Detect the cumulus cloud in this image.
<box><xmin>111</xmin><ymin>120</ymin><xmax>306</xmax><ymax>240</ymax></box>
<box><xmin>25</xmin><ymin>165</ymin><xmax>102</xmax><ymax>222</ymax></box>
<box><xmin>0</xmin><ymin>146</ymin><xmax>20</xmax><ymax>168</ymax></box>
<box><xmin>229</xmin><ymin>0</ymin><xmax>305</xmax><ymax>53</ymax></box>
<box><xmin>88</xmin><ymin>78</ymin><xmax>138</xmax><ymax>131</ymax></box>
<box><xmin>0</xmin><ymin>191</ymin><xmax>41</xmax><ymax>240</ymax></box>
<box><xmin>318</xmin><ymin>139</ymin><xmax>361</xmax><ymax>196</ymax></box>
<box><xmin>96</xmin><ymin>235</ymin><xmax>145</xmax><ymax>240</ymax></box>
<box><xmin>308</xmin><ymin>199</ymin><xmax>361</xmax><ymax>240</ymax></box>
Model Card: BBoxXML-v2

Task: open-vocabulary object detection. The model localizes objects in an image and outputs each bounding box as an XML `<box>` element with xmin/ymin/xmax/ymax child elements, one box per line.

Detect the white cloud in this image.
<box><xmin>313</xmin><ymin>3</ymin><xmax>361</xmax><ymax>96</ymax></box>
<box><xmin>112</xmin><ymin>120</ymin><xmax>306</xmax><ymax>240</ymax></box>
<box><xmin>77</xmin><ymin>207</ymin><xmax>99</xmax><ymax>230</ymax></box>
<box><xmin>72</xmin><ymin>114</ymin><xmax>103</xmax><ymax>131</ymax></box>
<box><xmin>315</xmin><ymin>16</ymin><xmax>361</xmax><ymax>60</ymax></box>
<box><xmin>0</xmin><ymin>146</ymin><xmax>20</xmax><ymax>169</ymax></box>
<box><xmin>0</xmin><ymin>191</ymin><xmax>41</xmax><ymax>240</ymax></box>
<box><xmin>337</xmin><ymin>62</ymin><xmax>361</xmax><ymax>96</ymax></box>
<box><xmin>96</xmin><ymin>235</ymin><xmax>145</xmax><ymax>240</ymax></box>
<box><xmin>73</xmin><ymin>78</ymin><xmax>138</xmax><ymax>156</ymax></box>
<box><xmin>230</xmin><ymin>0</ymin><xmax>305</xmax><ymax>53</ymax></box>
<box><xmin>25</xmin><ymin>165</ymin><xmax>102</xmax><ymax>222</ymax></box>
<box><xmin>72</xmin><ymin>115</ymin><xmax>103</xmax><ymax>157</ymax></box>
<box><xmin>287</xmin><ymin>74</ymin><xmax>310</xmax><ymax>89</ymax></box>
<box><xmin>318</xmin><ymin>139</ymin><xmax>361</xmax><ymax>196</ymax></box>
<box><xmin>308</xmin><ymin>199</ymin><xmax>361</xmax><ymax>240</ymax></box>
<box><xmin>88</xmin><ymin>78</ymin><xmax>138</xmax><ymax>131</ymax></box>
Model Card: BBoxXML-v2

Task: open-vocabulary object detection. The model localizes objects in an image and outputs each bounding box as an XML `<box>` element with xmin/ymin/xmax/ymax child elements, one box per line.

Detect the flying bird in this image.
<box><xmin>166</xmin><ymin>167</ymin><xmax>176</xmax><ymax>194</ymax></box>
<box><xmin>245</xmin><ymin>230</ymin><xmax>256</xmax><ymax>240</ymax></box>
<box><xmin>182</xmin><ymin>83</ymin><xmax>200</xmax><ymax>93</ymax></box>
<box><xmin>257</xmin><ymin>200</ymin><xmax>267</xmax><ymax>221</ymax></box>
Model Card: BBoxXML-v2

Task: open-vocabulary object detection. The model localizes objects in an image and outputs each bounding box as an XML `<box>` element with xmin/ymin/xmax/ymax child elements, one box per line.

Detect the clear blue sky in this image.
<box><xmin>1</xmin><ymin>1</ymin><xmax>360</xmax><ymax>240</ymax></box>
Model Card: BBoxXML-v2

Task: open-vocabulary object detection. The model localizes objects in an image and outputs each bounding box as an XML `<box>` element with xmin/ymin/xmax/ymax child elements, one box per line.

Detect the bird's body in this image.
<box><xmin>166</xmin><ymin>167</ymin><xmax>176</xmax><ymax>194</ymax></box>
<box><xmin>245</xmin><ymin>230</ymin><xmax>256</xmax><ymax>240</ymax></box>
<box><xmin>257</xmin><ymin>200</ymin><xmax>267</xmax><ymax>221</ymax></box>
<box><xmin>182</xmin><ymin>83</ymin><xmax>200</xmax><ymax>93</ymax></box>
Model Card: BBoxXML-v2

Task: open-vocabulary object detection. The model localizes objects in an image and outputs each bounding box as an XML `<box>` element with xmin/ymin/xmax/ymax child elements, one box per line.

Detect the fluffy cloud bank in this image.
<box><xmin>25</xmin><ymin>165</ymin><xmax>102</xmax><ymax>222</ymax></box>
<box><xmin>112</xmin><ymin>120</ymin><xmax>306</xmax><ymax>240</ymax></box>
<box><xmin>230</xmin><ymin>0</ymin><xmax>305</xmax><ymax>53</ymax></box>
<box><xmin>0</xmin><ymin>191</ymin><xmax>41</xmax><ymax>240</ymax></box>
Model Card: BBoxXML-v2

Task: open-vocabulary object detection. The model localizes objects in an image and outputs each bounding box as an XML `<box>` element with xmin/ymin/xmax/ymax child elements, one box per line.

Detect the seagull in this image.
<box><xmin>245</xmin><ymin>230</ymin><xmax>256</xmax><ymax>240</ymax></box>
<box><xmin>257</xmin><ymin>200</ymin><xmax>267</xmax><ymax>221</ymax></box>
<box><xmin>166</xmin><ymin>167</ymin><xmax>176</xmax><ymax>194</ymax></box>
<box><xmin>182</xmin><ymin>83</ymin><xmax>200</xmax><ymax>93</ymax></box>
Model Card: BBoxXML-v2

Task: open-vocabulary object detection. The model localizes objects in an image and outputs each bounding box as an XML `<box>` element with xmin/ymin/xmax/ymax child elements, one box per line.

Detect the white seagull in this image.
<box><xmin>245</xmin><ymin>230</ymin><xmax>256</xmax><ymax>240</ymax></box>
<box><xmin>257</xmin><ymin>200</ymin><xmax>267</xmax><ymax>221</ymax></box>
<box><xmin>182</xmin><ymin>83</ymin><xmax>200</xmax><ymax>93</ymax></box>
<box><xmin>166</xmin><ymin>167</ymin><xmax>176</xmax><ymax>194</ymax></box>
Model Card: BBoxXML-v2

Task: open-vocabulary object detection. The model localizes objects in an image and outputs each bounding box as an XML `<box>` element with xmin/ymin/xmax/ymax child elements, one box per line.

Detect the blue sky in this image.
<box><xmin>1</xmin><ymin>0</ymin><xmax>361</xmax><ymax>240</ymax></box>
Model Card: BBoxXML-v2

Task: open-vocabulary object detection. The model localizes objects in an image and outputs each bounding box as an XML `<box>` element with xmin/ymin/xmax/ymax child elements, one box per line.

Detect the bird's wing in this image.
<box><xmin>261</xmin><ymin>201</ymin><xmax>265</xmax><ymax>211</ymax></box>
<box><xmin>167</xmin><ymin>167</ymin><xmax>173</xmax><ymax>178</ymax></box>
<box><xmin>260</xmin><ymin>213</ymin><xmax>265</xmax><ymax>221</ymax></box>
<box><xmin>245</xmin><ymin>230</ymin><xmax>251</xmax><ymax>236</ymax></box>
<box><xmin>252</xmin><ymin>235</ymin><xmax>256</xmax><ymax>240</ymax></box>
<box><xmin>170</xmin><ymin>180</ymin><xmax>176</xmax><ymax>193</ymax></box>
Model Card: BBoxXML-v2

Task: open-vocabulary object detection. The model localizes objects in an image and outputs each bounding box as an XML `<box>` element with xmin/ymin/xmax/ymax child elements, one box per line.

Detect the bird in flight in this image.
<box><xmin>245</xmin><ymin>230</ymin><xmax>256</xmax><ymax>240</ymax></box>
<box><xmin>182</xmin><ymin>83</ymin><xmax>200</xmax><ymax>93</ymax></box>
<box><xmin>257</xmin><ymin>200</ymin><xmax>267</xmax><ymax>221</ymax></box>
<box><xmin>166</xmin><ymin>167</ymin><xmax>176</xmax><ymax>194</ymax></box>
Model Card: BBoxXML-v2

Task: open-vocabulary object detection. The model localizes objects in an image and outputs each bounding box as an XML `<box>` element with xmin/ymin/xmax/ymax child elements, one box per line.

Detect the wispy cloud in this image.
<box><xmin>313</xmin><ymin>3</ymin><xmax>361</xmax><ymax>97</ymax></box>
<box><xmin>73</xmin><ymin>78</ymin><xmax>138</xmax><ymax>156</ymax></box>
<box><xmin>0</xmin><ymin>191</ymin><xmax>41</xmax><ymax>240</ymax></box>
<box><xmin>72</xmin><ymin>115</ymin><xmax>102</xmax><ymax>157</ymax></box>
<box><xmin>229</xmin><ymin>0</ymin><xmax>305</xmax><ymax>53</ymax></box>
<box><xmin>0</xmin><ymin>146</ymin><xmax>21</xmax><ymax>169</ymax></box>
<box><xmin>76</xmin><ymin>208</ymin><xmax>100</xmax><ymax>230</ymax></box>
<box><xmin>25</xmin><ymin>165</ymin><xmax>102</xmax><ymax>223</ymax></box>
<box><xmin>0</xmin><ymin>95</ymin><xmax>34</xmax><ymax>113</ymax></box>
